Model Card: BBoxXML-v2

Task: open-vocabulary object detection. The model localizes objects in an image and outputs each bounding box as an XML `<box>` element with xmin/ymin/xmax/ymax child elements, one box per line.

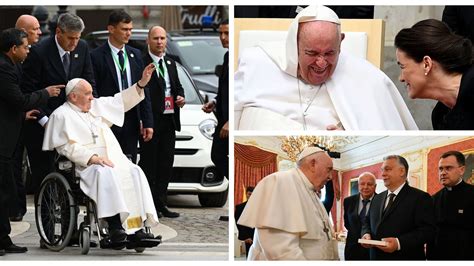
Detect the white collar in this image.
<box><xmin>360</xmin><ymin>194</ymin><xmax>375</xmax><ymax>202</ymax></box>
<box><xmin>54</xmin><ymin>35</ymin><xmax>68</xmax><ymax>57</ymax></box>
<box><xmin>296</xmin><ymin>168</ymin><xmax>315</xmax><ymax>192</ymax></box>
<box><xmin>67</xmin><ymin>101</ymin><xmax>88</xmax><ymax>113</ymax></box>
<box><xmin>108</xmin><ymin>39</ymin><xmax>126</xmax><ymax>55</ymax></box>
<box><xmin>446</xmin><ymin>178</ymin><xmax>463</xmax><ymax>191</ymax></box>
<box><xmin>148</xmin><ymin>50</ymin><xmax>164</xmax><ymax>63</ymax></box>
<box><xmin>388</xmin><ymin>182</ymin><xmax>406</xmax><ymax>196</ymax></box>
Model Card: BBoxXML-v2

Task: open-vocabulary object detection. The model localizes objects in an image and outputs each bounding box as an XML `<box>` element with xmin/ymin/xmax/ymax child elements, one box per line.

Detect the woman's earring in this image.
<box><xmin>424</xmin><ymin>72</ymin><xmax>428</xmax><ymax>76</ymax></box>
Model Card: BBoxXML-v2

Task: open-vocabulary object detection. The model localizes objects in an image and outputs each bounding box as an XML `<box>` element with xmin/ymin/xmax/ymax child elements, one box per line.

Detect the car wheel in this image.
<box><xmin>198</xmin><ymin>188</ymin><xmax>228</xmax><ymax>207</ymax></box>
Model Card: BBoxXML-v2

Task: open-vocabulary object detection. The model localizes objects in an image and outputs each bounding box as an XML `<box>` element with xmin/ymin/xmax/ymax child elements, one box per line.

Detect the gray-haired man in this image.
<box><xmin>20</xmin><ymin>12</ymin><xmax>96</xmax><ymax>194</ymax></box>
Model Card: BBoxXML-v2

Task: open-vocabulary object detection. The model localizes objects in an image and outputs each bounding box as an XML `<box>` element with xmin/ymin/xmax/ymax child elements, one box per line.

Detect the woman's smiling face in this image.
<box><xmin>396</xmin><ymin>48</ymin><xmax>429</xmax><ymax>99</ymax></box>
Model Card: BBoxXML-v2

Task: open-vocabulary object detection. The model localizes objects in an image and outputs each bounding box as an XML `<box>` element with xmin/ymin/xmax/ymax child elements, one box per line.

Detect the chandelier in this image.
<box><xmin>280</xmin><ymin>135</ymin><xmax>357</xmax><ymax>161</ymax></box>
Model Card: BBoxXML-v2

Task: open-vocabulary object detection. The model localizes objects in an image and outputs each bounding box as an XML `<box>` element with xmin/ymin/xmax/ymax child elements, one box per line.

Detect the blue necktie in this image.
<box><xmin>62</xmin><ymin>53</ymin><xmax>70</xmax><ymax>79</ymax></box>
<box><xmin>359</xmin><ymin>199</ymin><xmax>370</xmax><ymax>223</ymax></box>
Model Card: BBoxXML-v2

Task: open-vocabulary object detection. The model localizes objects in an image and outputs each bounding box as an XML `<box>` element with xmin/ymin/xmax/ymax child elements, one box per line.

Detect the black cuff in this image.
<box><xmin>136</xmin><ymin>82</ymin><xmax>145</xmax><ymax>89</ymax></box>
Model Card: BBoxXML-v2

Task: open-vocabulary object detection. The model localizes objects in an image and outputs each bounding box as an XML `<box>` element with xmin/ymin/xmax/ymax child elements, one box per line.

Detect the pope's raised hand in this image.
<box><xmin>138</xmin><ymin>63</ymin><xmax>156</xmax><ymax>88</ymax></box>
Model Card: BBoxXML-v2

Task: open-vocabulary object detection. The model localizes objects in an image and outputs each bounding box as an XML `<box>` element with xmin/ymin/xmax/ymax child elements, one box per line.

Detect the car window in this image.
<box><xmin>173</xmin><ymin>39</ymin><xmax>226</xmax><ymax>75</ymax></box>
<box><xmin>176</xmin><ymin>64</ymin><xmax>202</xmax><ymax>105</ymax></box>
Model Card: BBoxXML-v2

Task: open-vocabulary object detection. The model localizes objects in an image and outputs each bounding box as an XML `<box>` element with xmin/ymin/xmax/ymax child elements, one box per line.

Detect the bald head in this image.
<box><xmin>15</xmin><ymin>15</ymin><xmax>41</xmax><ymax>45</ymax></box>
<box><xmin>147</xmin><ymin>25</ymin><xmax>167</xmax><ymax>57</ymax></box>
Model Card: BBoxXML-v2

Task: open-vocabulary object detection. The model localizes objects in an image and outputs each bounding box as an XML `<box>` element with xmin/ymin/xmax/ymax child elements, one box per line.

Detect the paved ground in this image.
<box><xmin>234</xmin><ymin>240</ymin><xmax>346</xmax><ymax>260</ymax></box>
<box><xmin>1</xmin><ymin>194</ymin><xmax>229</xmax><ymax>260</ymax></box>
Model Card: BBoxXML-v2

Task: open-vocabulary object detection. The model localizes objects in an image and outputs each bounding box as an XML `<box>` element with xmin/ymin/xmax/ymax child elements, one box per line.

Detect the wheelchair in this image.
<box><xmin>34</xmin><ymin>154</ymin><xmax>161</xmax><ymax>255</ymax></box>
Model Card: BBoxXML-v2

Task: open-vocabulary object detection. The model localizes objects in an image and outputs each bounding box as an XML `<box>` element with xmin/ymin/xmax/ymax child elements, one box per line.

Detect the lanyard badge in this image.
<box><xmin>154</xmin><ymin>59</ymin><xmax>174</xmax><ymax>114</ymax></box>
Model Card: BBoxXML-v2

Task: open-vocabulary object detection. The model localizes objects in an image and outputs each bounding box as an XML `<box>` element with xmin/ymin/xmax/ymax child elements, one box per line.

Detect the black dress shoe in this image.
<box><xmin>4</xmin><ymin>244</ymin><xmax>28</xmax><ymax>253</ymax></box>
<box><xmin>89</xmin><ymin>240</ymin><xmax>98</xmax><ymax>248</ymax></box>
<box><xmin>9</xmin><ymin>216</ymin><xmax>23</xmax><ymax>222</ymax></box>
<box><xmin>39</xmin><ymin>239</ymin><xmax>47</xmax><ymax>249</ymax></box>
<box><xmin>109</xmin><ymin>228</ymin><xmax>127</xmax><ymax>243</ymax></box>
<box><xmin>160</xmin><ymin>207</ymin><xmax>180</xmax><ymax>218</ymax></box>
<box><xmin>0</xmin><ymin>249</ymin><xmax>5</xmax><ymax>256</ymax></box>
<box><xmin>133</xmin><ymin>229</ymin><xmax>155</xmax><ymax>240</ymax></box>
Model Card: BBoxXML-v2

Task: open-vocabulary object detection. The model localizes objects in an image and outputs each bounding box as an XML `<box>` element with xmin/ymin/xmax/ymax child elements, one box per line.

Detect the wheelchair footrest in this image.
<box><xmin>126</xmin><ymin>237</ymin><xmax>162</xmax><ymax>249</ymax></box>
<box><xmin>99</xmin><ymin>238</ymin><xmax>128</xmax><ymax>250</ymax></box>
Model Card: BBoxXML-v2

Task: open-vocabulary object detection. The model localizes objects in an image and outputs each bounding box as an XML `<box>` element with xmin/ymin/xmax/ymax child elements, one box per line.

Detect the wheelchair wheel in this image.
<box><xmin>80</xmin><ymin>226</ymin><xmax>90</xmax><ymax>255</ymax></box>
<box><xmin>35</xmin><ymin>172</ymin><xmax>76</xmax><ymax>251</ymax></box>
<box><xmin>135</xmin><ymin>247</ymin><xmax>145</xmax><ymax>253</ymax></box>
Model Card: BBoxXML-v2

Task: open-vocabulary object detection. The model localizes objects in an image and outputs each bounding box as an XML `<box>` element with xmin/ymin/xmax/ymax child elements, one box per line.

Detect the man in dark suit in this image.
<box><xmin>361</xmin><ymin>155</ymin><xmax>435</xmax><ymax>260</ymax></box>
<box><xmin>202</xmin><ymin>19</ymin><xmax>229</xmax><ymax>180</ymax></box>
<box><xmin>20</xmin><ymin>12</ymin><xmax>95</xmax><ymax>194</ymax></box>
<box><xmin>427</xmin><ymin>151</ymin><xmax>474</xmax><ymax>260</ymax></box>
<box><xmin>139</xmin><ymin>25</ymin><xmax>185</xmax><ymax>218</ymax></box>
<box><xmin>8</xmin><ymin>14</ymin><xmax>43</xmax><ymax>222</ymax></box>
<box><xmin>344</xmin><ymin>172</ymin><xmax>377</xmax><ymax>260</ymax></box>
<box><xmin>234</xmin><ymin>186</ymin><xmax>255</xmax><ymax>258</ymax></box>
<box><xmin>0</xmin><ymin>28</ymin><xmax>62</xmax><ymax>255</ymax></box>
<box><xmin>90</xmin><ymin>9</ymin><xmax>152</xmax><ymax>163</ymax></box>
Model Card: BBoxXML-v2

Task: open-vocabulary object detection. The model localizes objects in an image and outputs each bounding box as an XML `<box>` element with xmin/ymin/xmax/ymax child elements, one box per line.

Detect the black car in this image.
<box><xmin>84</xmin><ymin>29</ymin><xmax>227</xmax><ymax>99</ymax></box>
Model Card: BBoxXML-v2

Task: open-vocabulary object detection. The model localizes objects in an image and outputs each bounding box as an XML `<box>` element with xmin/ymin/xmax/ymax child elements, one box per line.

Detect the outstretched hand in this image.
<box><xmin>45</xmin><ymin>84</ymin><xmax>65</xmax><ymax>97</ymax></box>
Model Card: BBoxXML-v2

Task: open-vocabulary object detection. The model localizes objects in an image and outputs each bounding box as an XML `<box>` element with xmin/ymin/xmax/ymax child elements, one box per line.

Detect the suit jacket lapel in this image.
<box><xmin>164</xmin><ymin>56</ymin><xmax>177</xmax><ymax>91</ymax></box>
<box><xmin>374</xmin><ymin>190</ymin><xmax>387</xmax><ymax>232</ymax></box>
<box><xmin>146</xmin><ymin>53</ymin><xmax>162</xmax><ymax>91</ymax></box>
<box><xmin>145</xmin><ymin>53</ymin><xmax>165</xmax><ymax>112</ymax></box>
<box><xmin>48</xmin><ymin>38</ymin><xmax>67</xmax><ymax>81</ymax></box>
<box><xmin>380</xmin><ymin>183</ymin><xmax>408</xmax><ymax>223</ymax></box>
<box><xmin>104</xmin><ymin>44</ymin><xmax>120</xmax><ymax>90</ymax></box>
<box><xmin>69</xmin><ymin>50</ymin><xmax>80</xmax><ymax>80</ymax></box>
<box><xmin>383</xmin><ymin>183</ymin><xmax>408</xmax><ymax>219</ymax></box>
<box><xmin>351</xmin><ymin>196</ymin><xmax>361</xmax><ymax>228</ymax></box>
<box><xmin>127</xmin><ymin>46</ymin><xmax>139</xmax><ymax>83</ymax></box>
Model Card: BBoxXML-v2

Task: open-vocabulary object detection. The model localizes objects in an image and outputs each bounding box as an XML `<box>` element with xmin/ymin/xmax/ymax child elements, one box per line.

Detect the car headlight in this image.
<box><xmin>198</xmin><ymin>119</ymin><xmax>217</xmax><ymax>140</ymax></box>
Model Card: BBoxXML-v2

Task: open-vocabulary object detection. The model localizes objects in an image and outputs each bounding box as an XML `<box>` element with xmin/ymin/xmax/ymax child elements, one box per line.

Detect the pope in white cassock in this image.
<box><xmin>238</xmin><ymin>146</ymin><xmax>339</xmax><ymax>260</ymax></box>
<box><xmin>42</xmin><ymin>63</ymin><xmax>159</xmax><ymax>244</ymax></box>
<box><xmin>234</xmin><ymin>5</ymin><xmax>418</xmax><ymax>130</ymax></box>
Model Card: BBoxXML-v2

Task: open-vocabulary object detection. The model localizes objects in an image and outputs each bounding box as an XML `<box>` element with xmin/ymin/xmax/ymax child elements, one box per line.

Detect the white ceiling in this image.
<box><xmin>234</xmin><ymin>135</ymin><xmax>470</xmax><ymax>171</ymax></box>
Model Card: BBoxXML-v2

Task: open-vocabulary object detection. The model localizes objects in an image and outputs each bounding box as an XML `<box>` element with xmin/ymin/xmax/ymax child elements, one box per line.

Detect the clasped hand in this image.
<box><xmin>88</xmin><ymin>155</ymin><xmax>114</xmax><ymax>167</ymax></box>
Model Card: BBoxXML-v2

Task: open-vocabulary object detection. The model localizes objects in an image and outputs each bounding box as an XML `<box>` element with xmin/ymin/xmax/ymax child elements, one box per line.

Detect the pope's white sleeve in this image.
<box><xmin>233</xmin><ymin>52</ymin><xmax>246</xmax><ymax>130</ymax></box>
<box><xmin>56</xmin><ymin>142</ymin><xmax>96</xmax><ymax>168</ymax></box>
<box><xmin>234</xmin><ymin>110</ymin><xmax>242</xmax><ymax>130</ymax></box>
<box><xmin>121</xmin><ymin>84</ymin><xmax>145</xmax><ymax>112</ymax></box>
<box><xmin>258</xmin><ymin>228</ymin><xmax>306</xmax><ymax>260</ymax></box>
